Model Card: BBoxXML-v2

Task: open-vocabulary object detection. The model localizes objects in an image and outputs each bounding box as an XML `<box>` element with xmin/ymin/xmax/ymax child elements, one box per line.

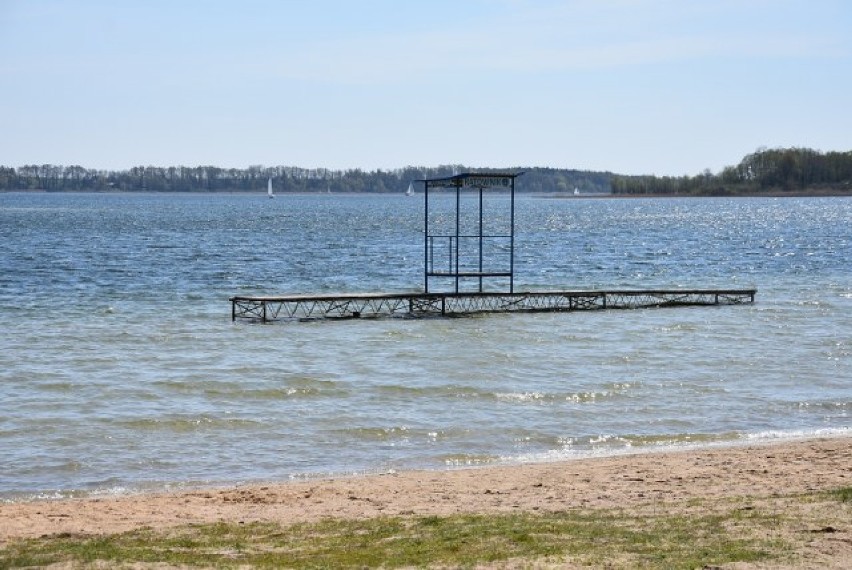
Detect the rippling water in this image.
<box><xmin>1</xmin><ymin>192</ymin><xmax>850</xmax><ymax>499</ymax></box>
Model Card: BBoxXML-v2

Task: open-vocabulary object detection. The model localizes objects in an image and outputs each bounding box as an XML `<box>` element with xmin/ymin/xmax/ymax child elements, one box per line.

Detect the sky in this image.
<box><xmin>1</xmin><ymin>0</ymin><xmax>850</xmax><ymax>176</ymax></box>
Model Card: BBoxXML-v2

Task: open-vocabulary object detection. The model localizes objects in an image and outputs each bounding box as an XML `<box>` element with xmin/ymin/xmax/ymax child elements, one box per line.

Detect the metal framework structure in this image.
<box><xmin>231</xmin><ymin>288</ymin><xmax>757</xmax><ymax>323</ymax></box>
<box><xmin>230</xmin><ymin>171</ymin><xmax>758</xmax><ymax>323</ymax></box>
<box><xmin>421</xmin><ymin>172</ymin><xmax>521</xmax><ymax>294</ymax></box>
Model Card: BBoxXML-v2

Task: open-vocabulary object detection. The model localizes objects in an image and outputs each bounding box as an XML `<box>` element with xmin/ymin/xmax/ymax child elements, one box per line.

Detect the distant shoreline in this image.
<box><xmin>4</xmin><ymin>188</ymin><xmax>852</xmax><ymax>197</ymax></box>
<box><xmin>540</xmin><ymin>188</ymin><xmax>852</xmax><ymax>198</ymax></box>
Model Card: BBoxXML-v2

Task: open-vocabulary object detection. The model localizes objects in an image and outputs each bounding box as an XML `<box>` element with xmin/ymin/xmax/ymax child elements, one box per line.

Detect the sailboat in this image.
<box><xmin>406</xmin><ymin>181</ymin><xmax>414</xmax><ymax>197</ymax></box>
<box><xmin>268</xmin><ymin>177</ymin><xmax>274</xmax><ymax>199</ymax></box>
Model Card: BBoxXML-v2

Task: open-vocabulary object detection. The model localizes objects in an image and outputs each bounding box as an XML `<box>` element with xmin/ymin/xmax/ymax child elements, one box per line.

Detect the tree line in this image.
<box><xmin>611</xmin><ymin>147</ymin><xmax>852</xmax><ymax>195</ymax></box>
<box><xmin>2</xmin><ymin>147</ymin><xmax>849</xmax><ymax>195</ymax></box>
<box><xmin>0</xmin><ymin>163</ymin><xmax>610</xmax><ymax>194</ymax></box>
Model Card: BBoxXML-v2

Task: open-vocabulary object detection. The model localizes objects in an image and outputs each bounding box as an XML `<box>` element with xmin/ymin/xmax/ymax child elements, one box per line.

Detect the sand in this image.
<box><xmin>1</xmin><ymin>436</ymin><xmax>850</xmax><ymax>566</ymax></box>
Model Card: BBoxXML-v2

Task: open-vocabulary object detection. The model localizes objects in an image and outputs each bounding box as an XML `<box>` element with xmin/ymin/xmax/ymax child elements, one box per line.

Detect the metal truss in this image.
<box><xmin>231</xmin><ymin>289</ymin><xmax>756</xmax><ymax>323</ymax></box>
<box><xmin>602</xmin><ymin>290</ymin><xmax>755</xmax><ymax>309</ymax></box>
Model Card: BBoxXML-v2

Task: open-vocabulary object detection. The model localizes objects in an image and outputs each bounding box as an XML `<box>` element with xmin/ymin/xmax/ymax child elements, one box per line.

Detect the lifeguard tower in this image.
<box><xmin>421</xmin><ymin>172</ymin><xmax>521</xmax><ymax>294</ymax></box>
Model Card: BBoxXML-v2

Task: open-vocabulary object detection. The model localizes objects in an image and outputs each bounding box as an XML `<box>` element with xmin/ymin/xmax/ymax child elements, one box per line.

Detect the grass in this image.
<box><xmin>1</xmin><ymin>487</ymin><xmax>850</xmax><ymax>569</ymax></box>
<box><xmin>828</xmin><ymin>486</ymin><xmax>852</xmax><ymax>503</ymax></box>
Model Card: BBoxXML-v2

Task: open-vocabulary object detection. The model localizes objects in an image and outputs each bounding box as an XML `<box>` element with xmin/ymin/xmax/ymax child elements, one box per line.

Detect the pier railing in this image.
<box><xmin>426</xmin><ymin>234</ymin><xmax>513</xmax><ymax>292</ymax></box>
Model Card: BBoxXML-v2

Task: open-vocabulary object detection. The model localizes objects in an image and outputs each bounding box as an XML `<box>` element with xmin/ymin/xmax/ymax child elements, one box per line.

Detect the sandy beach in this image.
<box><xmin>2</xmin><ymin>436</ymin><xmax>850</xmax><ymax>566</ymax></box>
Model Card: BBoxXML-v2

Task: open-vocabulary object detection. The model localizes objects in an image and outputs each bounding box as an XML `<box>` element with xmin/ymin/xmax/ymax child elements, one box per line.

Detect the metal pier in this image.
<box><xmin>230</xmin><ymin>288</ymin><xmax>756</xmax><ymax>323</ymax></box>
<box><xmin>231</xmin><ymin>172</ymin><xmax>756</xmax><ymax>324</ymax></box>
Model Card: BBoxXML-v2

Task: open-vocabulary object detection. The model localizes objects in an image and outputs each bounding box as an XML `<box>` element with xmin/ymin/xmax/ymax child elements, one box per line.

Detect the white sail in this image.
<box><xmin>268</xmin><ymin>177</ymin><xmax>274</xmax><ymax>198</ymax></box>
<box><xmin>406</xmin><ymin>181</ymin><xmax>414</xmax><ymax>196</ymax></box>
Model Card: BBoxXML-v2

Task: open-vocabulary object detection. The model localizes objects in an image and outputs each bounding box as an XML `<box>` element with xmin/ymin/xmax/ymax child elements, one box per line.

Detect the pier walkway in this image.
<box><xmin>230</xmin><ymin>288</ymin><xmax>756</xmax><ymax>323</ymax></box>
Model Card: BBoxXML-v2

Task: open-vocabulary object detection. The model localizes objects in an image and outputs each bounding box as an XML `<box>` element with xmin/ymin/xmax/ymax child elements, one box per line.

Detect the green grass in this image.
<box><xmin>3</xmin><ymin>487</ymin><xmax>850</xmax><ymax>569</ymax></box>
<box><xmin>0</xmin><ymin>512</ymin><xmax>777</xmax><ymax>569</ymax></box>
<box><xmin>828</xmin><ymin>486</ymin><xmax>852</xmax><ymax>503</ymax></box>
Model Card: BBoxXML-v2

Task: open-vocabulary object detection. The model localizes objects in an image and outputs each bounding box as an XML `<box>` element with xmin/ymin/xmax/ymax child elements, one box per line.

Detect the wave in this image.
<box><xmin>373</xmin><ymin>381</ymin><xmax>638</xmax><ymax>404</ymax></box>
<box><xmin>114</xmin><ymin>415</ymin><xmax>261</xmax><ymax>432</ymax></box>
<box><xmin>503</xmin><ymin>427</ymin><xmax>852</xmax><ymax>465</ymax></box>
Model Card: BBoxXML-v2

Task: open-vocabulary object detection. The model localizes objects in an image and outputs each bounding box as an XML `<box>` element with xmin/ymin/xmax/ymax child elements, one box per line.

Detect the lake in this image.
<box><xmin>1</xmin><ymin>192</ymin><xmax>849</xmax><ymax>500</ymax></box>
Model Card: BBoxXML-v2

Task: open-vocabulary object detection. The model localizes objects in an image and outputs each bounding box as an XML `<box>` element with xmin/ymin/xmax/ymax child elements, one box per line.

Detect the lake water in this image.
<box><xmin>1</xmin><ymin>192</ymin><xmax>850</xmax><ymax>500</ymax></box>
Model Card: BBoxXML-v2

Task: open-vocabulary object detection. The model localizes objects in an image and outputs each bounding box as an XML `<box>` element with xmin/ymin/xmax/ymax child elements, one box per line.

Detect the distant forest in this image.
<box><xmin>612</xmin><ymin>147</ymin><xmax>852</xmax><ymax>196</ymax></box>
<box><xmin>0</xmin><ymin>163</ymin><xmax>611</xmax><ymax>195</ymax></box>
<box><xmin>1</xmin><ymin>147</ymin><xmax>850</xmax><ymax>195</ymax></box>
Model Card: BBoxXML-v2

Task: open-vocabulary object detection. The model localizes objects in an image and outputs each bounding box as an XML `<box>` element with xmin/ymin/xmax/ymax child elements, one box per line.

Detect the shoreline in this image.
<box><xmin>3</xmin><ymin>430</ymin><xmax>845</xmax><ymax>504</ymax></box>
<box><xmin>5</xmin><ymin>188</ymin><xmax>852</xmax><ymax>197</ymax></box>
<box><xmin>2</xmin><ymin>434</ymin><xmax>849</xmax><ymax>546</ymax></box>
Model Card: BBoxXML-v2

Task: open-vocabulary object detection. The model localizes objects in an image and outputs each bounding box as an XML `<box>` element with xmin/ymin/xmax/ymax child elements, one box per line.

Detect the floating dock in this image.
<box><xmin>230</xmin><ymin>288</ymin><xmax>756</xmax><ymax>323</ymax></box>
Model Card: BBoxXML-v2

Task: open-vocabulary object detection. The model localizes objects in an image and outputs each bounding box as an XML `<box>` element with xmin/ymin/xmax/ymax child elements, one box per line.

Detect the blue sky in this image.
<box><xmin>1</xmin><ymin>0</ymin><xmax>850</xmax><ymax>175</ymax></box>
